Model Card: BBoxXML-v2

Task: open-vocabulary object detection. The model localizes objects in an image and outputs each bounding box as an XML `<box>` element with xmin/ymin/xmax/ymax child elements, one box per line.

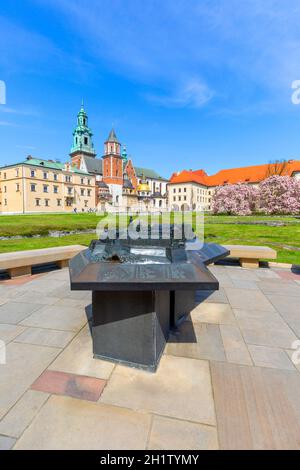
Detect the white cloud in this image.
<box><xmin>146</xmin><ymin>79</ymin><xmax>214</xmax><ymax>108</ymax></box>
<box><xmin>31</xmin><ymin>0</ymin><xmax>300</xmax><ymax>112</ymax></box>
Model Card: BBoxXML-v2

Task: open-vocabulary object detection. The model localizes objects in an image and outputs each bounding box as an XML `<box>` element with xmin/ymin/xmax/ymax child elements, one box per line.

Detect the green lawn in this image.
<box><xmin>0</xmin><ymin>213</ymin><xmax>299</xmax><ymax>265</ymax></box>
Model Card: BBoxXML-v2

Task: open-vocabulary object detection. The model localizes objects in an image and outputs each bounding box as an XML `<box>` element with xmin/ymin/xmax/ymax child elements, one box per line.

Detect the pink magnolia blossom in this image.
<box><xmin>212</xmin><ymin>183</ymin><xmax>258</xmax><ymax>215</ymax></box>
<box><xmin>211</xmin><ymin>176</ymin><xmax>300</xmax><ymax>215</ymax></box>
<box><xmin>257</xmin><ymin>175</ymin><xmax>300</xmax><ymax>215</ymax></box>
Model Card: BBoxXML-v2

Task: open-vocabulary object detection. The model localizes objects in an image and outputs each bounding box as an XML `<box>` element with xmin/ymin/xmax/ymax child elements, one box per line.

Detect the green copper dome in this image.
<box><xmin>70</xmin><ymin>103</ymin><xmax>96</xmax><ymax>156</ymax></box>
<box><xmin>121</xmin><ymin>145</ymin><xmax>128</xmax><ymax>162</ymax></box>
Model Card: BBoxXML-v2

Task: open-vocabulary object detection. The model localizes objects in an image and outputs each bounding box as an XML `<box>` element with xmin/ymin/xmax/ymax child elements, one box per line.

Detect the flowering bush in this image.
<box><xmin>258</xmin><ymin>175</ymin><xmax>300</xmax><ymax>215</ymax></box>
<box><xmin>211</xmin><ymin>176</ymin><xmax>300</xmax><ymax>215</ymax></box>
<box><xmin>212</xmin><ymin>183</ymin><xmax>258</xmax><ymax>215</ymax></box>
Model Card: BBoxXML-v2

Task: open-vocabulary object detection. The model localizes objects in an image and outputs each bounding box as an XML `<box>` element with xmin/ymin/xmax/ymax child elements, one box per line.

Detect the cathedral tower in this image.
<box><xmin>102</xmin><ymin>128</ymin><xmax>123</xmax><ymax>205</ymax></box>
<box><xmin>70</xmin><ymin>103</ymin><xmax>96</xmax><ymax>168</ymax></box>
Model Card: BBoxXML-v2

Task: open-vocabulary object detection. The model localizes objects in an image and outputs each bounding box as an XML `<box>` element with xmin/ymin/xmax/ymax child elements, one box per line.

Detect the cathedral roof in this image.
<box><xmin>106</xmin><ymin>128</ymin><xmax>119</xmax><ymax>144</ymax></box>
<box><xmin>82</xmin><ymin>156</ymin><xmax>103</xmax><ymax>174</ymax></box>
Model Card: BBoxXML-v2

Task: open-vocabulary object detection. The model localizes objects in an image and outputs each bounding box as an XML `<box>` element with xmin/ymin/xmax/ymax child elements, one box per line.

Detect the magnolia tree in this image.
<box><xmin>211</xmin><ymin>183</ymin><xmax>258</xmax><ymax>215</ymax></box>
<box><xmin>258</xmin><ymin>175</ymin><xmax>300</xmax><ymax>215</ymax></box>
<box><xmin>212</xmin><ymin>176</ymin><xmax>300</xmax><ymax>215</ymax></box>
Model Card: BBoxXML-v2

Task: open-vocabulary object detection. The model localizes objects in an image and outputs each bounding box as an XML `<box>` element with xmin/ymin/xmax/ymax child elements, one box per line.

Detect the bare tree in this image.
<box><xmin>266</xmin><ymin>159</ymin><xmax>288</xmax><ymax>177</ymax></box>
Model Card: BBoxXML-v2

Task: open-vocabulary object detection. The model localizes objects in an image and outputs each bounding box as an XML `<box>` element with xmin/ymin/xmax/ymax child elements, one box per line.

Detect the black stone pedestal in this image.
<box><xmin>92</xmin><ymin>290</ymin><xmax>170</xmax><ymax>371</ymax></box>
<box><xmin>170</xmin><ymin>290</ymin><xmax>196</xmax><ymax>327</ymax></box>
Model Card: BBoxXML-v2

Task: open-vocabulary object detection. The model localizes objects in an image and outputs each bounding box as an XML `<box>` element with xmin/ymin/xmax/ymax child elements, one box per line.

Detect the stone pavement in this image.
<box><xmin>0</xmin><ymin>264</ymin><xmax>300</xmax><ymax>450</ymax></box>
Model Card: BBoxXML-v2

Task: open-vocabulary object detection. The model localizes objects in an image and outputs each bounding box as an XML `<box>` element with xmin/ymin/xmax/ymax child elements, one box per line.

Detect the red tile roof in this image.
<box><xmin>170</xmin><ymin>160</ymin><xmax>300</xmax><ymax>187</ymax></box>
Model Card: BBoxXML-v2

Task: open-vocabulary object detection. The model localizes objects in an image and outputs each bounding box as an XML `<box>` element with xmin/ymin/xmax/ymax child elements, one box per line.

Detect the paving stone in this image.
<box><xmin>53</xmin><ymin>298</ymin><xmax>90</xmax><ymax>308</ymax></box>
<box><xmin>148</xmin><ymin>416</ymin><xmax>219</xmax><ymax>450</ymax></box>
<box><xmin>266</xmin><ymin>294</ymin><xmax>300</xmax><ymax>336</ymax></box>
<box><xmin>31</xmin><ymin>370</ymin><xmax>106</xmax><ymax>402</ymax></box>
<box><xmin>48</xmin><ymin>326</ymin><xmax>114</xmax><ymax>379</ymax></box>
<box><xmin>14</xmin><ymin>327</ymin><xmax>75</xmax><ymax>348</ymax></box>
<box><xmin>211</xmin><ymin>361</ymin><xmax>300</xmax><ymax>449</ymax></box>
<box><xmin>276</xmin><ymin>270</ymin><xmax>300</xmax><ymax>281</ymax></box>
<box><xmin>100</xmin><ymin>355</ymin><xmax>216</xmax><ymax>425</ymax></box>
<box><xmin>41</xmin><ymin>283</ymin><xmax>71</xmax><ymax>298</ymax></box>
<box><xmin>234</xmin><ymin>310</ymin><xmax>298</xmax><ymax>349</ymax></box>
<box><xmin>0</xmin><ymin>390</ymin><xmax>49</xmax><ymax>438</ymax></box>
<box><xmin>43</xmin><ymin>269</ymin><xmax>69</xmax><ymax>281</ymax></box>
<box><xmin>220</xmin><ymin>325</ymin><xmax>252</xmax><ymax>366</ymax></box>
<box><xmin>0</xmin><ymin>342</ymin><xmax>60</xmax><ymax>420</ymax></box>
<box><xmin>258</xmin><ymin>279</ymin><xmax>300</xmax><ymax>297</ymax></box>
<box><xmin>195</xmin><ymin>288</ymin><xmax>228</xmax><ymax>304</ymax></box>
<box><xmin>14</xmin><ymin>291</ymin><xmax>59</xmax><ymax>305</ymax></box>
<box><xmin>224</xmin><ymin>287</ymin><xmax>275</xmax><ymax>311</ymax></box>
<box><xmin>14</xmin><ymin>395</ymin><xmax>151</xmax><ymax>450</ymax></box>
<box><xmin>20</xmin><ymin>305</ymin><xmax>88</xmax><ymax>332</ymax></box>
<box><xmin>23</xmin><ymin>279</ymin><xmax>63</xmax><ymax>294</ymax></box>
<box><xmin>0</xmin><ymin>324</ymin><xmax>26</xmax><ymax>343</ymax></box>
<box><xmin>226</xmin><ymin>268</ymin><xmax>259</xmax><ymax>282</ymax></box>
<box><xmin>286</xmin><ymin>349</ymin><xmax>300</xmax><ymax>373</ymax></box>
<box><xmin>166</xmin><ymin>322</ymin><xmax>226</xmax><ymax>362</ymax></box>
<box><xmin>0</xmin><ymin>302</ymin><xmax>43</xmax><ymax>324</ymax></box>
<box><xmin>0</xmin><ymin>435</ymin><xmax>16</xmax><ymax>450</ymax></box>
<box><xmin>248</xmin><ymin>345</ymin><xmax>295</xmax><ymax>370</ymax></box>
<box><xmin>231</xmin><ymin>280</ymin><xmax>259</xmax><ymax>290</ymax></box>
<box><xmin>255</xmin><ymin>269</ymin><xmax>280</xmax><ymax>279</ymax></box>
<box><xmin>188</xmin><ymin>302</ymin><xmax>236</xmax><ymax>325</ymax></box>
<box><xmin>207</xmin><ymin>269</ymin><xmax>234</xmax><ymax>287</ymax></box>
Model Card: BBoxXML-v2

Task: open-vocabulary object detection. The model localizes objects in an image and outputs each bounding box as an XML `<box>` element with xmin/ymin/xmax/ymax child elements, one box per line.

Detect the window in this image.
<box><xmin>87</xmin><ymin>179</ymin><xmax>91</xmax><ymax>185</ymax></box>
<box><xmin>15</xmin><ymin>168</ymin><xmax>19</xmax><ymax>177</ymax></box>
<box><xmin>31</xmin><ymin>170</ymin><xmax>35</xmax><ymax>178</ymax></box>
<box><xmin>84</xmin><ymin>200</ymin><xmax>88</xmax><ymax>208</ymax></box>
<box><xmin>4</xmin><ymin>199</ymin><xmax>7</xmax><ymax>206</ymax></box>
<box><xmin>68</xmin><ymin>187</ymin><xmax>72</xmax><ymax>195</ymax></box>
<box><xmin>173</xmin><ymin>188</ymin><xmax>176</xmax><ymax>193</ymax></box>
<box><xmin>57</xmin><ymin>199</ymin><xmax>61</xmax><ymax>206</ymax></box>
<box><xmin>43</xmin><ymin>172</ymin><xmax>48</xmax><ymax>179</ymax></box>
<box><xmin>3</xmin><ymin>172</ymin><xmax>6</xmax><ymax>179</ymax></box>
<box><xmin>16</xmin><ymin>183</ymin><xmax>20</xmax><ymax>192</ymax></box>
<box><xmin>173</xmin><ymin>196</ymin><xmax>176</xmax><ymax>201</ymax></box>
<box><xmin>84</xmin><ymin>137</ymin><xmax>88</xmax><ymax>145</ymax></box>
<box><xmin>54</xmin><ymin>173</ymin><xmax>58</xmax><ymax>181</ymax></box>
<box><xmin>81</xmin><ymin>189</ymin><xmax>85</xmax><ymax>196</ymax></box>
<box><xmin>4</xmin><ymin>186</ymin><xmax>7</xmax><ymax>193</ymax></box>
<box><xmin>184</xmin><ymin>196</ymin><xmax>187</xmax><ymax>201</ymax></box>
<box><xmin>35</xmin><ymin>199</ymin><xmax>40</xmax><ymax>206</ymax></box>
<box><xmin>81</xmin><ymin>178</ymin><xmax>84</xmax><ymax>185</ymax></box>
<box><xmin>54</xmin><ymin>186</ymin><xmax>58</xmax><ymax>194</ymax></box>
<box><xmin>31</xmin><ymin>184</ymin><xmax>36</xmax><ymax>192</ymax></box>
<box><xmin>184</xmin><ymin>187</ymin><xmax>187</xmax><ymax>192</ymax></box>
<box><xmin>43</xmin><ymin>185</ymin><xmax>48</xmax><ymax>193</ymax></box>
<box><xmin>87</xmin><ymin>189</ymin><xmax>91</xmax><ymax>197</ymax></box>
<box><xmin>66</xmin><ymin>198</ymin><xmax>72</xmax><ymax>206</ymax></box>
<box><xmin>45</xmin><ymin>199</ymin><xmax>49</xmax><ymax>207</ymax></box>
<box><xmin>178</xmin><ymin>196</ymin><xmax>181</xmax><ymax>201</ymax></box>
<box><xmin>179</xmin><ymin>188</ymin><xmax>181</xmax><ymax>193</ymax></box>
<box><xmin>65</xmin><ymin>175</ymin><xmax>72</xmax><ymax>183</ymax></box>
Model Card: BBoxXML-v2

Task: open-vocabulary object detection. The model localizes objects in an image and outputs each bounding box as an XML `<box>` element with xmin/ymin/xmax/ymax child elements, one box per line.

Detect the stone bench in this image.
<box><xmin>222</xmin><ymin>245</ymin><xmax>277</xmax><ymax>268</ymax></box>
<box><xmin>0</xmin><ymin>245</ymin><xmax>86</xmax><ymax>278</ymax></box>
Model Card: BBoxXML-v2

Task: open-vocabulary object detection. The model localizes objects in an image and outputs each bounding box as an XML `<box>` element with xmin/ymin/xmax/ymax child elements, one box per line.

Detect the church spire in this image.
<box><xmin>70</xmin><ymin>103</ymin><xmax>96</xmax><ymax>158</ymax></box>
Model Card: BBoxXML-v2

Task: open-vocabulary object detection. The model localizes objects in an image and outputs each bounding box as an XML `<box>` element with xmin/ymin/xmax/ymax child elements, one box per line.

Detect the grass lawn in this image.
<box><xmin>0</xmin><ymin>213</ymin><xmax>299</xmax><ymax>265</ymax></box>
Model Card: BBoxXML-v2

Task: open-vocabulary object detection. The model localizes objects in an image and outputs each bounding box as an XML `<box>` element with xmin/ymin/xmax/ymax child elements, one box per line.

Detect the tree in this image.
<box><xmin>266</xmin><ymin>159</ymin><xmax>288</xmax><ymax>177</ymax></box>
<box><xmin>211</xmin><ymin>183</ymin><xmax>258</xmax><ymax>215</ymax></box>
<box><xmin>258</xmin><ymin>175</ymin><xmax>300</xmax><ymax>215</ymax></box>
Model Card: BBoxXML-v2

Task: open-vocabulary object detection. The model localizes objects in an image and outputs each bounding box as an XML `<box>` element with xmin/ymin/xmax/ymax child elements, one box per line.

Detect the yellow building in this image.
<box><xmin>0</xmin><ymin>156</ymin><xmax>96</xmax><ymax>214</ymax></box>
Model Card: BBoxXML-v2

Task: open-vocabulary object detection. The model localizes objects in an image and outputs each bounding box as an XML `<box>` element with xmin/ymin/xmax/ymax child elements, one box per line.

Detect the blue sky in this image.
<box><xmin>1</xmin><ymin>0</ymin><xmax>300</xmax><ymax>178</ymax></box>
